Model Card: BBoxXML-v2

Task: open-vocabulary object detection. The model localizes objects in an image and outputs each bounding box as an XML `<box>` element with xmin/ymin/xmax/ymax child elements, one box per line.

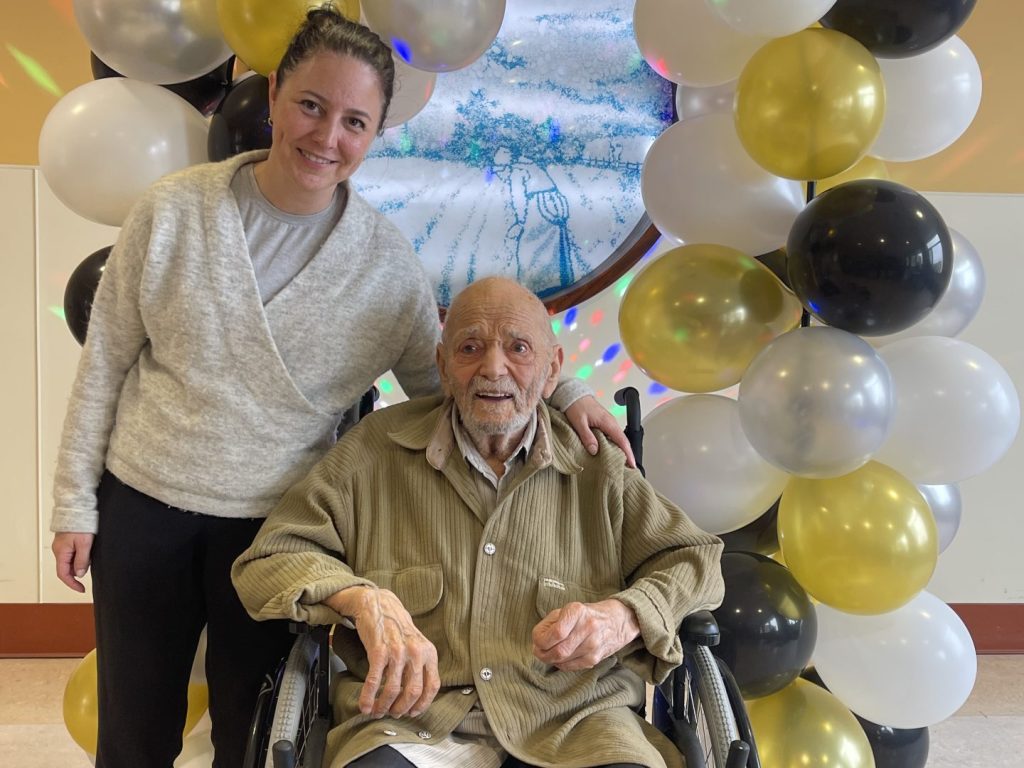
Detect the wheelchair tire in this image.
<box><xmin>689</xmin><ymin>645</ymin><xmax>740</xmax><ymax>768</ymax></box>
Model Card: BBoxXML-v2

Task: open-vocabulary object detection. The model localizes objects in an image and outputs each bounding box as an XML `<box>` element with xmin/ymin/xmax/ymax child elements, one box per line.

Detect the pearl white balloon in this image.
<box><xmin>641</xmin><ymin>114</ymin><xmax>805</xmax><ymax>254</ymax></box>
<box><xmin>39</xmin><ymin>79</ymin><xmax>209</xmax><ymax>227</ymax></box>
<box><xmin>385</xmin><ymin>54</ymin><xmax>437</xmax><ymax>128</ymax></box>
<box><xmin>634</xmin><ymin>0</ymin><xmax>768</xmax><ymax>87</ymax></box>
<box><xmin>875</xmin><ymin>337</ymin><xmax>1020</xmax><ymax>484</ymax></box>
<box><xmin>917</xmin><ymin>483</ymin><xmax>962</xmax><ymax>554</ymax></box>
<box><xmin>871</xmin><ymin>36</ymin><xmax>982</xmax><ymax>162</ymax></box>
<box><xmin>74</xmin><ymin>0</ymin><xmax>232</xmax><ymax>84</ymax></box>
<box><xmin>705</xmin><ymin>0</ymin><xmax>838</xmax><ymax>38</ymax></box>
<box><xmin>363</xmin><ymin>0</ymin><xmax>506</xmax><ymax>73</ymax></box>
<box><xmin>643</xmin><ymin>395</ymin><xmax>790</xmax><ymax>535</ymax></box>
<box><xmin>871</xmin><ymin>228</ymin><xmax>986</xmax><ymax>345</ymax></box>
<box><xmin>738</xmin><ymin>327</ymin><xmax>894</xmax><ymax>478</ymax></box>
<box><xmin>814</xmin><ymin>592</ymin><xmax>977</xmax><ymax>729</ymax></box>
<box><xmin>674</xmin><ymin>80</ymin><xmax>736</xmax><ymax>122</ymax></box>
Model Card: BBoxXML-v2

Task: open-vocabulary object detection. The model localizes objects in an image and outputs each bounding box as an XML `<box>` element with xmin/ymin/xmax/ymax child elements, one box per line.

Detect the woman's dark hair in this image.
<box><xmin>277</xmin><ymin>4</ymin><xmax>396</xmax><ymax>133</ymax></box>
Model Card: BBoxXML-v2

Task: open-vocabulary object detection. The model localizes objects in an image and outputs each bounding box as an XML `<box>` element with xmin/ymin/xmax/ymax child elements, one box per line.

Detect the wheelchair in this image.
<box><xmin>242</xmin><ymin>387</ymin><xmax>761</xmax><ymax>768</ymax></box>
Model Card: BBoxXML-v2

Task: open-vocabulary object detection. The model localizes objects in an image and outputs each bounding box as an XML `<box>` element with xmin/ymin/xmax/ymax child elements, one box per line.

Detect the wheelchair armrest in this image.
<box><xmin>681</xmin><ymin>610</ymin><xmax>720</xmax><ymax>647</ymax></box>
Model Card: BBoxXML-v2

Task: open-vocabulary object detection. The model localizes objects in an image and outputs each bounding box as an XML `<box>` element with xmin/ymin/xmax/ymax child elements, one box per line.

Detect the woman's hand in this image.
<box><xmin>325</xmin><ymin>586</ymin><xmax>440</xmax><ymax>719</ymax></box>
<box><xmin>51</xmin><ymin>532</ymin><xmax>95</xmax><ymax>593</ymax></box>
<box><xmin>564</xmin><ymin>395</ymin><xmax>637</xmax><ymax>468</ymax></box>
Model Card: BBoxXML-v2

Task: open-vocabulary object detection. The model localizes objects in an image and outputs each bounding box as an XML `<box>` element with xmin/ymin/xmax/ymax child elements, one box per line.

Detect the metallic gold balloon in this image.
<box><xmin>779</xmin><ymin>461</ymin><xmax>938</xmax><ymax>614</ymax></box>
<box><xmin>735</xmin><ymin>28</ymin><xmax>885</xmax><ymax>180</ymax></box>
<box><xmin>618</xmin><ymin>244</ymin><xmax>802</xmax><ymax>393</ymax></box>
<box><xmin>217</xmin><ymin>0</ymin><xmax>359</xmax><ymax>76</ymax></box>
<box><xmin>746</xmin><ymin>678</ymin><xmax>875</xmax><ymax>768</ymax></box>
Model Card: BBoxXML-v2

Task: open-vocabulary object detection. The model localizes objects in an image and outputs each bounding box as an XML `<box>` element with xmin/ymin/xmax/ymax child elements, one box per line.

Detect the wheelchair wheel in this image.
<box><xmin>657</xmin><ymin>644</ymin><xmax>741</xmax><ymax>768</ymax></box>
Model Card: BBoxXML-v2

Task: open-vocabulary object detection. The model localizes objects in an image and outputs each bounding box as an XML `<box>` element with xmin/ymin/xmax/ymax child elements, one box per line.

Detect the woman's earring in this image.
<box><xmin>267</xmin><ymin>117</ymin><xmax>273</xmax><ymax>126</ymax></box>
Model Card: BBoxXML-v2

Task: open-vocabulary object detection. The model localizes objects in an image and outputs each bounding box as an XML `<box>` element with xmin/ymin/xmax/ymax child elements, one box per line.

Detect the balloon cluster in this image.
<box><xmin>44</xmin><ymin>0</ymin><xmax>508</xmax><ymax>346</ymax></box>
<box><xmin>626</xmin><ymin>2</ymin><xmax>1011</xmax><ymax>766</ymax></box>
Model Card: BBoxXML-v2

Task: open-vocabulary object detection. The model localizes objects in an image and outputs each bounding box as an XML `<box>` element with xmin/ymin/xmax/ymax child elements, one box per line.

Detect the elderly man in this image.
<box><xmin>232</xmin><ymin>277</ymin><xmax>724</xmax><ymax>768</ymax></box>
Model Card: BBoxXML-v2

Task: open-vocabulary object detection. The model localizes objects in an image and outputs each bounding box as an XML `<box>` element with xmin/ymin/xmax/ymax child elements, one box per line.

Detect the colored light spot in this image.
<box><xmin>673</xmin><ymin>328</ymin><xmax>690</xmax><ymax>342</ymax></box>
<box><xmin>392</xmin><ymin>38</ymin><xmax>413</xmax><ymax>63</ymax></box>
<box><xmin>648</xmin><ymin>382</ymin><xmax>668</xmax><ymax>395</ymax></box>
<box><xmin>618</xmin><ymin>359</ymin><xmax>633</xmax><ymax>373</ymax></box>
<box><xmin>612</xmin><ymin>403</ymin><xmax>627</xmax><ymax>417</ymax></box>
<box><xmin>739</xmin><ymin>255</ymin><xmax>756</xmax><ymax>269</ymax></box>
<box><xmin>377</xmin><ymin>379</ymin><xmax>394</xmax><ymax>394</ymax></box>
<box><xmin>576</xmin><ymin>365</ymin><xmax>593</xmax><ymax>380</ymax></box>
<box><xmin>570</xmin><ymin>353</ymin><xmax>578</xmax><ymax>363</ymax></box>
<box><xmin>6</xmin><ymin>45</ymin><xmax>62</xmax><ymax>97</ymax></box>
<box><xmin>551</xmin><ymin>320</ymin><xmax>561</xmax><ymax>335</ymax></box>
<box><xmin>612</xmin><ymin>371</ymin><xmax>627</xmax><ymax>383</ymax></box>
<box><xmin>808</xmin><ymin>300</ymin><xmax>821</xmax><ymax>313</ymax></box>
<box><xmin>0</xmin><ymin>71</ymin><xmax>7</xmax><ymax>88</ymax></box>
<box><xmin>653</xmin><ymin>57</ymin><xmax>669</xmax><ymax>78</ymax></box>
<box><xmin>590</xmin><ymin>309</ymin><xmax>603</xmax><ymax>325</ymax></box>
<box><xmin>615</xmin><ymin>273</ymin><xmax>633</xmax><ymax>297</ymax></box>
<box><xmin>579</xmin><ymin>338</ymin><xmax>591</xmax><ymax>352</ymax></box>
<box><xmin>399</xmin><ymin>131</ymin><xmax>413</xmax><ymax>154</ymax></box>
<box><xmin>564</xmin><ymin>307</ymin><xmax>577</xmax><ymax>326</ymax></box>
<box><xmin>601</xmin><ymin>343</ymin><xmax>620</xmax><ymax>363</ymax></box>
<box><xmin>49</xmin><ymin>305</ymin><xmax>65</xmax><ymax>321</ymax></box>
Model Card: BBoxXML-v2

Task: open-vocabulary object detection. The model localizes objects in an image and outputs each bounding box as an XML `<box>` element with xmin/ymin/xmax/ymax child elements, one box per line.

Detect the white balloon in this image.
<box><xmin>385</xmin><ymin>54</ymin><xmax>438</xmax><ymax>128</ymax></box>
<box><xmin>875</xmin><ymin>337</ymin><xmax>1021</xmax><ymax>484</ymax></box>
<box><xmin>633</xmin><ymin>0</ymin><xmax>768</xmax><ymax>87</ymax></box>
<box><xmin>917</xmin><ymin>483</ymin><xmax>962</xmax><ymax>554</ymax></box>
<box><xmin>871</xmin><ymin>228</ymin><xmax>986</xmax><ymax>345</ymax></box>
<box><xmin>738</xmin><ymin>327</ymin><xmax>894</xmax><ymax>478</ymax></box>
<box><xmin>641</xmin><ymin>114</ymin><xmax>805</xmax><ymax>254</ymax></box>
<box><xmin>704</xmin><ymin>0</ymin><xmax>838</xmax><ymax>38</ymax></box>
<box><xmin>39</xmin><ymin>79</ymin><xmax>209</xmax><ymax>227</ymax></box>
<box><xmin>74</xmin><ymin>0</ymin><xmax>232</xmax><ymax>84</ymax></box>
<box><xmin>363</xmin><ymin>0</ymin><xmax>505</xmax><ymax>73</ymax></box>
<box><xmin>674</xmin><ymin>80</ymin><xmax>736</xmax><ymax>122</ymax></box>
<box><xmin>643</xmin><ymin>395</ymin><xmax>790</xmax><ymax>534</ymax></box>
<box><xmin>814</xmin><ymin>592</ymin><xmax>977</xmax><ymax>729</ymax></box>
<box><xmin>871</xmin><ymin>36</ymin><xmax>982</xmax><ymax>162</ymax></box>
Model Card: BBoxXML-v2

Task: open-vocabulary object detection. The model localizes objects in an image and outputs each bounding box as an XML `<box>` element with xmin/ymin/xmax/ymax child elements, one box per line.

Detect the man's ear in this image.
<box><xmin>435</xmin><ymin>344</ymin><xmax>452</xmax><ymax>396</ymax></box>
<box><xmin>541</xmin><ymin>345</ymin><xmax>564</xmax><ymax>398</ymax></box>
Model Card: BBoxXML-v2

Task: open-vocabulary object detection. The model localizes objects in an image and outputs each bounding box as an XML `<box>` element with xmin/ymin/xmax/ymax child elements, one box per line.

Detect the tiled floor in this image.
<box><xmin>1</xmin><ymin>655</ymin><xmax>1021</xmax><ymax>766</ymax></box>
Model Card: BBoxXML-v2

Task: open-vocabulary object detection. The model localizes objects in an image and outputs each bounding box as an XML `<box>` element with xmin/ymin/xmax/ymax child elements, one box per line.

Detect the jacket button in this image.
<box><xmin>461</xmin><ymin>687</ymin><xmax>473</xmax><ymax>695</ymax></box>
<box><xmin>418</xmin><ymin>730</ymin><xmax>432</xmax><ymax>739</ymax></box>
<box><xmin>480</xmin><ymin>667</ymin><xmax>493</xmax><ymax>681</ymax></box>
<box><xmin>483</xmin><ymin>542</ymin><xmax>496</xmax><ymax>555</ymax></box>
<box><xmin>383</xmin><ymin>728</ymin><xmax>397</xmax><ymax>736</ymax></box>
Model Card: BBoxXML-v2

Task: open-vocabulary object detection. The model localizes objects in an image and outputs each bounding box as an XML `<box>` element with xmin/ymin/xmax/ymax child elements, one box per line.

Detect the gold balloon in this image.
<box><xmin>814</xmin><ymin>155</ymin><xmax>889</xmax><ymax>195</ymax></box>
<box><xmin>62</xmin><ymin>649</ymin><xmax>210</xmax><ymax>755</ymax></box>
<box><xmin>619</xmin><ymin>244</ymin><xmax>801</xmax><ymax>393</ymax></box>
<box><xmin>747</xmin><ymin>678</ymin><xmax>875</xmax><ymax>768</ymax></box>
<box><xmin>217</xmin><ymin>0</ymin><xmax>361</xmax><ymax>75</ymax></box>
<box><xmin>779</xmin><ymin>461</ymin><xmax>938</xmax><ymax>615</ymax></box>
<box><xmin>735</xmin><ymin>28</ymin><xmax>885</xmax><ymax>180</ymax></box>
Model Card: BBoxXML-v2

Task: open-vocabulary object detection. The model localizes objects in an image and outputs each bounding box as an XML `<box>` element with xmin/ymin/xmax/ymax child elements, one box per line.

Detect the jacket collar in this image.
<box><xmin>387</xmin><ymin>397</ymin><xmax>581</xmax><ymax>476</ymax></box>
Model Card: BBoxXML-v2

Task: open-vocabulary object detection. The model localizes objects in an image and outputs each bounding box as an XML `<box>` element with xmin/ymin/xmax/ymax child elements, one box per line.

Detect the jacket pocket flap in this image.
<box><xmin>363</xmin><ymin>564</ymin><xmax>443</xmax><ymax>617</ymax></box>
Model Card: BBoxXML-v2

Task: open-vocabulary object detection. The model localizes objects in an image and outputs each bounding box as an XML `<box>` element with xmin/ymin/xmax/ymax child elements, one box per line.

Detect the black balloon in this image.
<box><xmin>89</xmin><ymin>52</ymin><xmax>232</xmax><ymax>116</ymax></box>
<box><xmin>821</xmin><ymin>0</ymin><xmax>976</xmax><ymax>58</ymax></box>
<box><xmin>712</xmin><ymin>552</ymin><xmax>817</xmax><ymax>699</ymax></box>
<box><xmin>754</xmin><ymin>249</ymin><xmax>791</xmax><ymax>290</ymax></box>
<box><xmin>856</xmin><ymin>715</ymin><xmax>930</xmax><ymax>768</ymax></box>
<box><xmin>208</xmin><ymin>74</ymin><xmax>273</xmax><ymax>162</ymax></box>
<box><xmin>720</xmin><ymin>498</ymin><xmax>779</xmax><ymax>556</ymax></box>
<box><xmin>786</xmin><ymin>180</ymin><xmax>953</xmax><ymax>336</ymax></box>
<box><xmin>64</xmin><ymin>246</ymin><xmax>112</xmax><ymax>346</ymax></box>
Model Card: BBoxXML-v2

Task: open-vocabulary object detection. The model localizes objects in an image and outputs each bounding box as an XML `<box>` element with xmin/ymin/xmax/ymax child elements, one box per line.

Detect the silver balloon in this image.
<box><xmin>873</xmin><ymin>228</ymin><xmax>986</xmax><ymax>345</ymax></box>
<box><xmin>917</xmin><ymin>483</ymin><xmax>962</xmax><ymax>554</ymax></box>
<box><xmin>674</xmin><ymin>79</ymin><xmax>736</xmax><ymax>121</ymax></box>
<box><xmin>74</xmin><ymin>0</ymin><xmax>232</xmax><ymax>85</ymax></box>
<box><xmin>363</xmin><ymin>0</ymin><xmax>507</xmax><ymax>73</ymax></box>
<box><xmin>738</xmin><ymin>327</ymin><xmax>894</xmax><ymax>478</ymax></box>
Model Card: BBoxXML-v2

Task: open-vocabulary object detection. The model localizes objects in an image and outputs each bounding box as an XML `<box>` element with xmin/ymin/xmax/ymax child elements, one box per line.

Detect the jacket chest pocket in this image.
<box><xmin>534</xmin><ymin>576</ymin><xmax>613</xmax><ymax>619</ymax></box>
<box><xmin>362</xmin><ymin>564</ymin><xmax>444</xmax><ymax>617</ymax></box>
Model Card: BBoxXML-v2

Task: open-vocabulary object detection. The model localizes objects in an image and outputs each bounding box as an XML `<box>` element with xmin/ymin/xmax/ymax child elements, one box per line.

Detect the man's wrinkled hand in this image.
<box><xmin>532</xmin><ymin>599</ymin><xmax>640</xmax><ymax>671</ymax></box>
<box><xmin>326</xmin><ymin>586</ymin><xmax>440</xmax><ymax>719</ymax></box>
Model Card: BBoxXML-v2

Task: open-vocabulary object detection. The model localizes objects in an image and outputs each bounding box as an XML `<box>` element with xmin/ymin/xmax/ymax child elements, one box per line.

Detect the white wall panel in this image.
<box><xmin>0</xmin><ymin>167</ymin><xmax>40</xmax><ymax>601</ymax></box>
